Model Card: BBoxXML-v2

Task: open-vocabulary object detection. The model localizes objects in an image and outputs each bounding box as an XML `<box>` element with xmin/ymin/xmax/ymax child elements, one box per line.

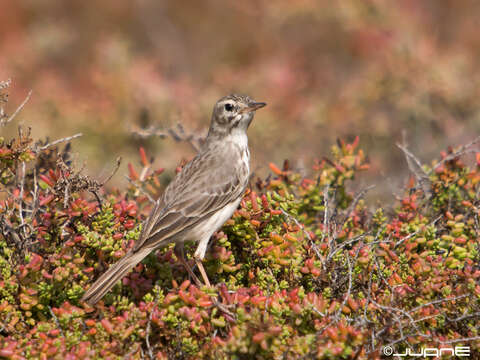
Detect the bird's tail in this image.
<box><xmin>81</xmin><ymin>248</ymin><xmax>152</xmax><ymax>305</ymax></box>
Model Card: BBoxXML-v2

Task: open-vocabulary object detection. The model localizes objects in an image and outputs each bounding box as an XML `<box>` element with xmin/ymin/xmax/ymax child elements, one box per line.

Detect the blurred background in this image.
<box><xmin>1</xmin><ymin>0</ymin><xmax>480</xmax><ymax>200</ymax></box>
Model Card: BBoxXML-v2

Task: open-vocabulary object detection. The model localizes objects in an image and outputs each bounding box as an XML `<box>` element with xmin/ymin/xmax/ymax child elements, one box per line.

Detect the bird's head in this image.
<box><xmin>207</xmin><ymin>94</ymin><xmax>266</xmax><ymax>140</ymax></box>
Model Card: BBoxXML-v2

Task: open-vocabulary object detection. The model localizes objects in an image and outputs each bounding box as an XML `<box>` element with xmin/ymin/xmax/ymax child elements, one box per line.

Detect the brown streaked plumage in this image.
<box><xmin>81</xmin><ymin>94</ymin><xmax>266</xmax><ymax>304</ymax></box>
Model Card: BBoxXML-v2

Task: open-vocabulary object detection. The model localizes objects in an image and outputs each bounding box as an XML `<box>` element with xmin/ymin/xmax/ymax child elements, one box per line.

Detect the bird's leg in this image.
<box><xmin>174</xmin><ymin>243</ymin><xmax>202</xmax><ymax>286</ymax></box>
<box><xmin>194</xmin><ymin>259</ymin><xmax>212</xmax><ymax>288</ymax></box>
<box><xmin>193</xmin><ymin>237</ymin><xmax>212</xmax><ymax>288</ymax></box>
<box><xmin>193</xmin><ymin>238</ymin><xmax>235</xmax><ymax>318</ymax></box>
<box><xmin>194</xmin><ymin>255</ymin><xmax>233</xmax><ymax>316</ymax></box>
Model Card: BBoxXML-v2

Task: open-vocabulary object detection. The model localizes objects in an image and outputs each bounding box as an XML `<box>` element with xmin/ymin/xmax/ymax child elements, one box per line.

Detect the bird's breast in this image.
<box><xmin>241</xmin><ymin>147</ymin><xmax>250</xmax><ymax>176</ymax></box>
<box><xmin>223</xmin><ymin>132</ymin><xmax>250</xmax><ymax>176</ymax></box>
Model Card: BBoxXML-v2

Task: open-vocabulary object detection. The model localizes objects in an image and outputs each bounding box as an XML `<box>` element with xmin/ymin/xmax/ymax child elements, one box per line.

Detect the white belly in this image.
<box><xmin>189</xmin><ymin>197</ymin><xmax>242</xmax><ymax>260</ymax></box>
<box><xmin>193</xmin><ymin>197</ymin><xmax>241</xmax><ymax>241</ymax></box>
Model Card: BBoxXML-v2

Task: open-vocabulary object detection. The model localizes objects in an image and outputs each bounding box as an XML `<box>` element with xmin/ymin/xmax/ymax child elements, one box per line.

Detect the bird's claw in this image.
<box><xmin>211</xmin><ymin>296</ymin><xmax>236</xmax><ymax>319</ymax></box>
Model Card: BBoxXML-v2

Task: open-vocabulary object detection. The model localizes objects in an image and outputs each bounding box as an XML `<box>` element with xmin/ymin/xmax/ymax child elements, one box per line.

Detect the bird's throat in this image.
<box><xmin>227</xmin><ymin>129</ymin><xmax>249</xmax><ymax>149</ymax></box>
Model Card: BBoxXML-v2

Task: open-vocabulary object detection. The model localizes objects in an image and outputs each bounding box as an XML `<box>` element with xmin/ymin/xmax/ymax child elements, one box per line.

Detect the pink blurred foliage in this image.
<box><xmin>1</xmin><ymin>0</ymin><xmax>480</xmax><ymax>198</ymax></box>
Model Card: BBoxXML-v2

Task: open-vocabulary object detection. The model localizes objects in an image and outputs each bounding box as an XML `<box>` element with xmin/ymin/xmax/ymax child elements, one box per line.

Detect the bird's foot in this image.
<box><xmin>211</xmin><ymin>296</ymin><xmax>236</xmax><ymax>319</ymax></box>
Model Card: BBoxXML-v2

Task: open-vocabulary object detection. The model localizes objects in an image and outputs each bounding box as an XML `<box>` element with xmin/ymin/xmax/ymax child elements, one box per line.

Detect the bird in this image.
<box><xmin>81</xmin><ymin>94</ymin><xmax>266</xmax><ymax>304</ymax></box>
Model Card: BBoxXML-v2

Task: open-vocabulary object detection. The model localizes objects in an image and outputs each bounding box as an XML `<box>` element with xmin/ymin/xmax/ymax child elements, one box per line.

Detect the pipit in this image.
<box><xmin>82</xmin><ymin>94</ymin><xmax>266</xmax><ymax>304</ymax></box>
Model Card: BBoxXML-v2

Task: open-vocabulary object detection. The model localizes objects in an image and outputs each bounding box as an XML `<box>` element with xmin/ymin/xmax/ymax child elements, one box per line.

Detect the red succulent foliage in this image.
<box><xmin>1</xmin><ymin>84</ymin><xmax>480</xmax><ymax>359</ymax></box>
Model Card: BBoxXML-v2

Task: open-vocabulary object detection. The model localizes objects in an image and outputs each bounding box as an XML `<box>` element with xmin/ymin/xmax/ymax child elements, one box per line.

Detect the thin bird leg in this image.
<box><xmin>195</xmin><ymin>259</ymin><xmax>212</xmax><ymax>288</ymax></box>
<box><xmin>175</xmin><ymin>244</ymin><xmax>234</xmax><ymax>317</ymax></box>
<box><xmin>191</xmin><ymin>247</ymin><xmax>235</xmax><ymax>318</ymax></box>
<box><xmin>194</xmin><ymin>258</ymin><xmax>234</xmax><ymax>318</ymax></box>
<box><xmin>174</xmin><ymin>244</ymin><xmax>202</xmax><ymax>286</ymax></box>
<box><xmin>180</xmin><ymin>257</ymin><xmax>203</xmax><ymax>287</ymax></box>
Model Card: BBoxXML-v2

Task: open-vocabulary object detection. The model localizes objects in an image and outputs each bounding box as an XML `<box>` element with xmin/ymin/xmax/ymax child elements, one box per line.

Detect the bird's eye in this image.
<box><xmin>224</xmin><ymin>103</ymin><xmax>234</xmax><ymax>112</ymax></box>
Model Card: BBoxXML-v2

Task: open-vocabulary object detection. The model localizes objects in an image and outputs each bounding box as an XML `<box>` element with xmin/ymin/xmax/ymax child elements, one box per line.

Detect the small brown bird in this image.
<box><xmin>82</xmin><ymin>94</ymin><xmax>266</xmax><ymax>304</ymax></box>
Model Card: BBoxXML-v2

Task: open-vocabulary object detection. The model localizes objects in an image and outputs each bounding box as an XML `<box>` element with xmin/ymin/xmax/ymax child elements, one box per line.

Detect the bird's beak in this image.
<box><xmin>242</xmin><ymin>101</ymin><xmax>267</xmax><ymax>113</ymax></box>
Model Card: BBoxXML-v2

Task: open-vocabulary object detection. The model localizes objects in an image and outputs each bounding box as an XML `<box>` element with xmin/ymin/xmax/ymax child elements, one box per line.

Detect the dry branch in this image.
<box><xmin>36</xmin><ymin>133</ymin><xmax>83</xmax><ymax>152</ymax></box>
<box><xmin>396</xmin><ymin>143</ymin><xmax>432</xmax><ymax>196</ymax></box>
<box><xmin>132</xmin><ymin>123</ymin><xmax>204</xmax><ymax>152</ymax></box>
<box><xmin>430</xmin><ymin>135</ymin><xmax>480</xmax><ymax>173</ymax></box>
<box><xmin>0</xmin><ymin>89</ymin><xmax>32</xmax><ymax>127</ymax></box>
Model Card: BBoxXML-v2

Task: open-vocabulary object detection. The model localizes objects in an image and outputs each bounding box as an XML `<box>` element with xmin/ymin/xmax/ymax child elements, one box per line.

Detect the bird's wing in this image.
<box><xmin>133</xmin><ymin>148</ymin><xmax>247</xmax><ymax>252</ymax></box>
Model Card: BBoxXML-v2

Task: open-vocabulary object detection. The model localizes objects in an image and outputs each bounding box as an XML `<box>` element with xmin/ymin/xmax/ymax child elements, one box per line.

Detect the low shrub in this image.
<box><xmin>1</xmin><ymin>83</ymin><xmax>479</xmax><ymax>359</ymax></box>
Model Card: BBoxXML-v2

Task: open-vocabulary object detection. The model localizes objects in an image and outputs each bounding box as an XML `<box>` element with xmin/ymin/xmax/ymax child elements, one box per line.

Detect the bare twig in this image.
<box><xmin>280</xmin><ymin>208</ymin><xmax>324</xmax><ymax>268</ymax></box>
<box><xmin>132</xmin><ymin>126</ymin><xmax>168</xmax><ymax>139</ymax></box>
<box><xmin>446</xmin><ymin>311</ymin><xmax>480</xmax><ymax>323</ymax></box>
<box><xmin>327</xmin><ymin>234</ymin><xmax>369</xmax><ymax>261</ymax></box>
<box><xmin>439</xmin><ymin>335</ymin><xmax>480</xmax><ymax>345</ymax></box>
<box><xmin>382</xmin><ymin>330</ymin><xmax>431</xmax><ymax>350</ymax></box>
<box><xmin>321</xmin><ymin>185</ymin><xmax>331</xmax><ymax>252</ymax></box>
<box><xmin>48</xmin><ymin>306</ymin><xmax>65</xmax><ymax>338</ymax></box>
<box><xmin>373</xmin><ymin>254</ymin><xmax>396</xmax><ymax>304</ymax></box>
<box><xmin>342</xmin><ymin>185</ymin><xmax>375</xmax><ymax>224</ymax></box>
<box><xmin>30</xmin><ymin>168</ymin><xmax>40</xmax><ymax>221</ymax></box>
<box><xmin>367</xmin><ymin>291</ymin><xmax>472</xmax><ymax>353</ymax></box>
<box><xmin>0</xmin><ymin>313</ymin><xmax>12</xmax><ymax>334</ymax></box>
<box><xmin>101</xmin><ymin>157</ymin><xmax>122</xmax><ymax>186</ymax></box>
<box><xmin>18</xmin><ymin>162</ymin><xmax>26</xmax><ymax>237</ymax></box>
<box><xmin>125</xmin><ymin>176</ymin><xmax>155</xmax><ymax>204</ymax></box>
<box><xmin>132</xmin><ymin>123</ymin><xmax>203</xmax><ymax>153</ymax></box>
<box><xmin>396</xmin><ymin>143</ymin><xmax>432</xmax><ymax>196</ymax></box>
<box><xmin>394</xmin><ymin>215</ymin><xmax>442</xmax><ymax>248</ymax></box>
<box><xmin>145</xmin><ymin>297</ymin><xmax>159</xmax><ymax>360</ymax></box>
<box><xmin>1</xmin><ymin>90</ymin><xmax>32</xmax><ymax>126</ymax></box>
<box><xmin>334</xmin><ymin>252</ymin><xmax>353</xmax><ymax>322</ymax></box>
<box><xmin>58</xmin><ymin>166</ymin><xmax>71</xmax><ymax>209</ymax></box>
<box><xmin>37</xmin><ymin>133</ymin><xmax>83</xmax><ymax>152</ymax></box>
<box><xmin>168</xmin><ymin>123</ymin><xmax>202</xmax><ymax>152</ymax></box>
<box><xmin>409</xmin><ymin>294</ymin><xmax>470</xmax><ymax>314</ymax></box>
<box><xmin>430</xmin><ymin>136</ymin><xmax>480</xmax><ymax>174</ymax></box>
